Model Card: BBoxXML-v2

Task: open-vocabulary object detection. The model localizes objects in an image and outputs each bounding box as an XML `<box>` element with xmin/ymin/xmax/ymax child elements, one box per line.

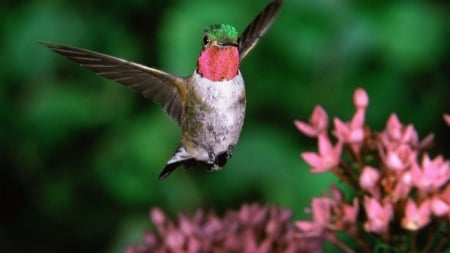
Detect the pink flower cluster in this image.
<box><xmin>127</xmin><ymin>204</ymin><xmax>323</xmax><ymax>253</ymax></box>
<box><xmin>127</xmin><ymin>88</ymin><xmax>449</xmax><ymax>253</ymax></box>
<box><xmin>295</xmin><ymin>88</ymin><xmax>450</xmax><ymax>252</ymax></box>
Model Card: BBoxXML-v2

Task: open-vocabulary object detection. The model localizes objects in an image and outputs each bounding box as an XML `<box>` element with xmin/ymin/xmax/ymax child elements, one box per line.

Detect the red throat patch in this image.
<box><xmin>197</xmin><ymin>46</ymin><xmax>239</xmax><ymax>81</ymax></box>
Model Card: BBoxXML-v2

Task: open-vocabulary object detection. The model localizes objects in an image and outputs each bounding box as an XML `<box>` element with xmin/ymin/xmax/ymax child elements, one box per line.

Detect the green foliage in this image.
<box><xmin>1</xmin><ymin>0</ymin><xmax>448</xmax><ymax>252</ymax></box>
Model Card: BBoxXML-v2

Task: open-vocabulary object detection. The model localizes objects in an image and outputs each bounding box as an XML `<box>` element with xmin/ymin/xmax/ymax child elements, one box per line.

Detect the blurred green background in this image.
<box><xmin>1</xmin><ymin>0</ymin><xmax>449</xmax><ymax>252</ymax></box>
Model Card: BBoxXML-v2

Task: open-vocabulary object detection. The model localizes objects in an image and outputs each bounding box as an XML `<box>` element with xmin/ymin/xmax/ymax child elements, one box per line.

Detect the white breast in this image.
<box><xmin>185</xmin><ymin>71</ymin><xmax>246</xmax><ymax>161</ymax></box>
<box><xmin>191</xmin><ymin>71</ymin><xmax>245</xmax><ymax>107</ymax></box>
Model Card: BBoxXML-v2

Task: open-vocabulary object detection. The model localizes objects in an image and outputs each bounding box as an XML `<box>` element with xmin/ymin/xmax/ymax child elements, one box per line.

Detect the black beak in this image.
<box><xmin>219</xmin><ymin>41</ymin><xmax>238</xmax><ymax>47</ymax></box>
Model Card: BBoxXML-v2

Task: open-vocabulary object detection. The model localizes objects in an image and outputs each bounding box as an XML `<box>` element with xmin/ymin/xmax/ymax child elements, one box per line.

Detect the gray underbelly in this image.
<box><xmin>182</xmin><ymin>104</ymin><xmax>245</xmax><ymax>160</ymax></box>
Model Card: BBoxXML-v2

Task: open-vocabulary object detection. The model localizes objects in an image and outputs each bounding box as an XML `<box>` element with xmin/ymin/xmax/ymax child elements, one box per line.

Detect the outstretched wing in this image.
<box><xmin>238</xmin><ymin>0</ymin><xmax>283</xmax><ymax>61</ymax></box>
<box><xmin>40</xmin><ymin>41</ymin><xmax>186</xmax><ymax>124</ymax></box>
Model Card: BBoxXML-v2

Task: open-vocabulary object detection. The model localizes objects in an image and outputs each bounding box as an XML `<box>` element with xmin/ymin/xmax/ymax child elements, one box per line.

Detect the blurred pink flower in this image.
<box><xmin>401</xmin><ymin>199</ymin><xmax>431</xmax><ymax>231</ymax></box>
<box><xmin>430</xmin><ymin>195</ymin><xmax>450</xmax><ymax>217</ymax></box>
<box><xmin>363</xmin><ymin>197</ymin><xmax>393</xmax><ymax>235</ymax></box>
<box><xmin>296</xmin><ymin>186</ymin><xmax>360</xmax><ymax>251</ymax></box>
<box><xmin>330</xmin><ymin>186</ymin><xmax>359</xmax><ymax>230</ymax></box>
<box><xmin>295</xmin><ymin>220</ymin><xmax>324</xmax><ymax>238</ymax></box>
<box><xmin>441</xmin><ymin>184</ymin><xmax>450</xmax><ymax>203</ymax></box>
<box><xmin>350</xmin><ymin>88</ymin><xmax>368</xmax><ymax>130</ymax></box>
<box><xmin>381</xmin><ymin>144</ymin><xmax>416</xmax><ymax>172</ymax></box>
<box><xmin>129</xmin><ymin>204</ymin><xmax>321</xmax><ymax>253</ymax></box>
<box><xmin>301</xmin><ymin>135</ymin><xmax>342</xmax><ymax>173</ymax></box>
<box><xmin>342</xmin><ymin>198</ymin><xmax>359</xmax><ymax>225</ymax></box>
<box><xmin>380</xmin><ymin>114</ymin><xmax>419</xmax><ymax>147</ymax></box>
<box><xmin>332</xmin><ymin>89</ymin><xmax>368</xmax><ymax>154</ymax></box>
<box><xmin>444</xmin><ymin>114</ymin><xmax>450</xmax><ymax>127</ymax></box>
<box><xmin>329</xmin><ymin>184</ymin><xmax>344</xmax><ymax>203</ymax></box>
<box><xmin>295</xmin><ymin>197</ymin><xmax>332</xmax><ymax>238</ymax></box>
<box><xmin>333</xmin><ymin>118</ymin><xmax>364</xmax><ymax>145</ymax></box>
<box><xmin>311</xmin><ymin>198</ymin><xmax>332</xmax><ymax>227</ymax></box>
<box><xmin>294</xmin><ymin>106</ymin><xmax>328</xmax><ymax>137</ymax></box>
<box><xmin>441</xmin><ymin>185</ymin><xmax>450</xmax><ymax>220</ymax></box>
<box><xmin>412</xmin><ymin>154</ymin><xmax>450</xmax><ymax>193</ymax></box>
<box><xmin>353</xmin><ymin>88</ymin><xmax>369</xmax><ymax>109</ymax></box>
<box><xmin>360</xmin><ymin>166</ymin><xmax>380</xmax><ymax>198</ymax></box>
<box><xmin>391</xmin><ymin>171</ymin><xmax>413</xmax><ymax>201</ymax></box>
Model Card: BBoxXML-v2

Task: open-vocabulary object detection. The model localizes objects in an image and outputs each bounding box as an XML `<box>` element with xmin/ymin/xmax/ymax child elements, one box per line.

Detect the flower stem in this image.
<box><xmin>410</xmin><ymin>230</ymin><xmax>417</xmax><ymax>253</ymax></box>
<box><xmin>331</xmin><ymin>236</ymin><xmax>357</xmax><ymax>253</ymax></box>
<box><xmin>336</xmin><ymin>160</ymin><xmax>359</xmax><ymax>190</ymax></box>
<box><xmin>422</xmin><ymin>220</ymin><xmax>439</xmax><ymax>253</ymax></box>
<box><xmin>353</xmin><ymin>229</ymin><xmax>371</xmax><ymax>253</ymax></box>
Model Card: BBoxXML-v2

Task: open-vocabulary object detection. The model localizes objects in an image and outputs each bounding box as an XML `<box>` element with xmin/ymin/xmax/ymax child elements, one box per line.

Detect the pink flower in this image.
<box><xmin>295</xmin><ymin>220</ymin><xmax>324</xmax><ymax>237</ymax></box>
<box><xmin>329</xmin><ymin>184</ymin><xmax>344</xmax><ymax>203</ymax></box>
<box><xmin>412</xmin><ymin>154</ymin><xmax>450</xmax><ymax>193</ymax></box>
<box><xmin>342</xmin><ymin>198</ymin><xmax>359</xmax><ymax>225</ymax></box>
<box><xmin>353</xmin><ymin>88</ymin><xmax>369</xmax><ymax>109</ymax></box>
<box><xmin>151</xmin><ymin>207</ymin><xmax>167</xmax><ymax>228</ymax></box>
<box><xmin>324</xmin><ymin>186</ymin><xmax>359</xmax><ymax>230</ymax></box>
<box><xmin>430</xmin><ymin>195</ymin><xmax>450</xmax><ymax>217</ymax></box>
<box><xmin>363</xmin><ymin>197</ymin><xmax>393</xmax><ymax>235</ymax></box>
<box><xmin>295</xmin><ymin>106</ymin><xmax>328</xmax><ymax>137</ymax></box>
<box><xmin>301</xmin><ymin>135</ymin><xmax>343</xmax><ymax>173</ymax></box>
<box><xmin>297</xmin><ymin>187</ymin><xmax>359</xmax><ymax>237</ymax></box>
<box><xmin>401</xmin><ymin>199</ymin><xmax>431</xmax><ymax>231</ymax></box>
<box><xmin>333</xmin><ymin>117</ymin><xmax>364</xmax><ymax>145</ymax></box>
<box><xmin>381</xmin><ymin>144</ymin><xmax>416</xmax><ymax>172</ymax></box>
<box><xmin>295</xmin><ymin>197</ymin><xmax>332</xmax><ymax>237</ymax></box>
<box><xmin>311</xmin><ymin>197</ymin><xmax>332</xmax><ymax>227</ymax></box>
<box><xmin>444</xmin><ymin>114</ymin><xmax>450</xmax><ymax>127</ymax></box>
<box><xmin>360</xmin><ymin>166</ymin><xmax>380</xmax><ymax>198</ymax></box>
<box><xmin>441</xmin><ymin>184</ymin><xmax>450</xmax><ymax>204</ymax></box>
<box><xmin>391</xmin><ymin>171</ymin><xmax>413</xmax><ymax>201</ymax></box>
<box><xmin>439</xmin><ymin>174</ymin><xmax>450</xmax><ymax>219</ymax></box>
<box><xmin>351</xmin><ymin>88</ymin><xmax>368</xmax><ymax>129</ymax></box>
<box><xmin>381</xmin><ymin>114</ymin><xmax>419</xmax><ymax>146</ymax></box>
<box><xmin>332</xmin><ymin>89</ymin><xmax>368</xmax><ymax>151</ymax></box>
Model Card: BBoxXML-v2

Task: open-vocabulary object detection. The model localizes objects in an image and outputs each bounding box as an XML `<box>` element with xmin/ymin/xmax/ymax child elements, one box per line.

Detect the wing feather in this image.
<box><xmin>238</xmin><ymin>0</ymin><xmax>283</xmax><ymax>61</ymax></box>
<box><xmin>40</xmin><ymin>41</ymin><xmax>186</xmax><ymax>124</ymax></box>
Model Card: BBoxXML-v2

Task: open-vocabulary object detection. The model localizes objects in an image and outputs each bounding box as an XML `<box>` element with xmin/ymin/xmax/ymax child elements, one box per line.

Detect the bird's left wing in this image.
<box><xmin>40</xmin><ymin>41</ymin><xmax>186</xmax><ymax>124</ymax></box>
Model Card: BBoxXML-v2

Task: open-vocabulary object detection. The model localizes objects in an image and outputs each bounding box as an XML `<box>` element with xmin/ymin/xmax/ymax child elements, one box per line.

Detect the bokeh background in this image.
<box><xmin>1</xmin><ymin>0</ymin><xmax>449</xmax><ymax>252</ymax></box>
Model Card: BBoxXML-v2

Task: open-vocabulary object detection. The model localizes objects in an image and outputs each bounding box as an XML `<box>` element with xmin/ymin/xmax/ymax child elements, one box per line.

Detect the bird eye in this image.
<box><xmin>203</xmin><ymin>35</ymin><xmax>209</xmax><ymax>45</ymax></box>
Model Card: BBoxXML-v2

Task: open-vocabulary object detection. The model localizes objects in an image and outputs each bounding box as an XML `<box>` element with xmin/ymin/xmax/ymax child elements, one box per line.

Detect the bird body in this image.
<box><xmin>41</xmin><ymin>0</ymin><xmax>282</xmax><ymax>179</ymax></box>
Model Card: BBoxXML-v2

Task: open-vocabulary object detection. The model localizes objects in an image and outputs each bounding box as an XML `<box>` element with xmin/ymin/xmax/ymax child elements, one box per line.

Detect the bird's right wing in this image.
<box><xmin>238</xmin><ymin>0</ymin><xmax>283</xmax><ymax>61</ymax></box>
<box><xmin>40</xmin><ymin>41</ymin><xmax>186</xmax><ymax>124</ymax></box>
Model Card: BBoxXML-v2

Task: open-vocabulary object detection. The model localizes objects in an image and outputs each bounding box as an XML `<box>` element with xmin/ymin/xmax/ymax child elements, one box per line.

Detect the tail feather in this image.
<box><xmin>158</xmin><ymin>161</ymin><xmax>185</xmax><ymax>179</ymax></box>
<box><xmin>158</xmin><ymin>146</ymin><xmax>194</xmax><ymax>179</ymax></box>
<box><xmin>158</xmin><ymin>145</ymin><xmax>232</xmax><ymax>179</ymax></box>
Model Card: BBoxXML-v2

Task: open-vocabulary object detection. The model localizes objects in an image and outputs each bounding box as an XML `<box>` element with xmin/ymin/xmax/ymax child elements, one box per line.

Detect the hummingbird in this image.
<box><xmin>40</xmin><ymin>0</ymin><xmax>282</xmax><ymax>179</ymax></box>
